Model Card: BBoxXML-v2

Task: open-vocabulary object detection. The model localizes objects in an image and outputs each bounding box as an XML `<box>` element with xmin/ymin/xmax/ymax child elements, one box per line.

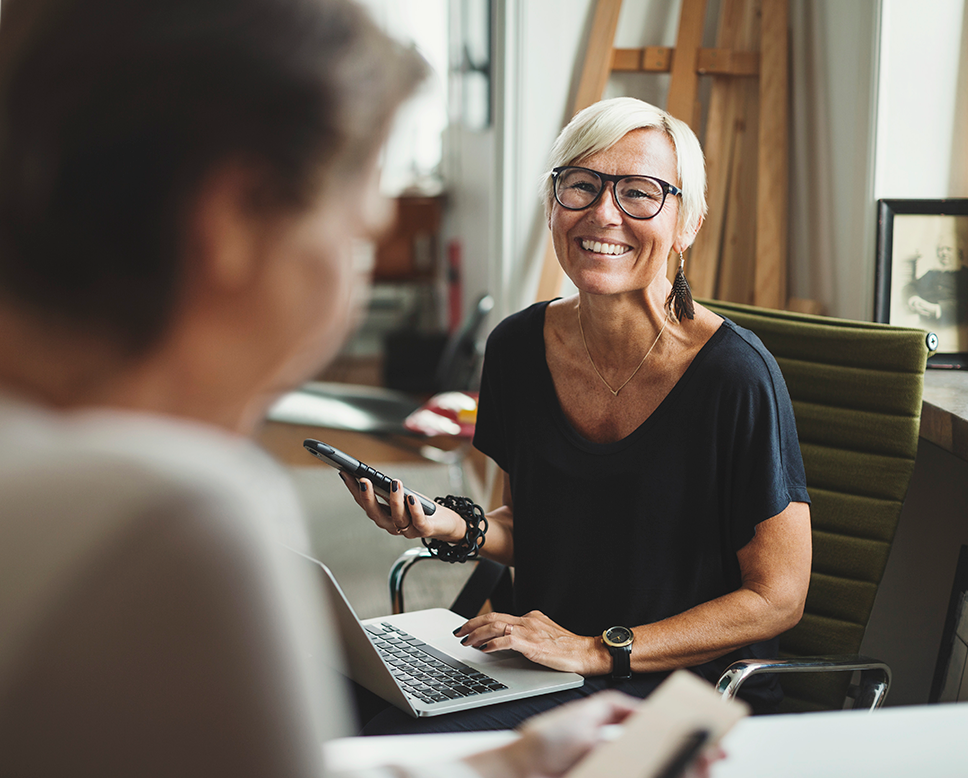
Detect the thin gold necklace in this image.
<box><xmin>577</xmin><ymin>304</ymin><xmax>668</xmax><ymax>396</ymax></box>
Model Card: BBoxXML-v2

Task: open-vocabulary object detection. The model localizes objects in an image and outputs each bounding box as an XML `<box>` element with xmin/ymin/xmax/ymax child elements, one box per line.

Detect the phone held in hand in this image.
<box><xmin>303</xmin><ymin>438</ymin><xmax>437</xmax><ymax>516</ymax></box>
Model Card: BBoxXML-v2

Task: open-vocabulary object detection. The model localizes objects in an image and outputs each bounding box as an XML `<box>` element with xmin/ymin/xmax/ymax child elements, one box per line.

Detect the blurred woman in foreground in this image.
<box><xmin>0</xmin><ymin>0</ymin><xmax>636</xmax><ymax>774</ymax></box>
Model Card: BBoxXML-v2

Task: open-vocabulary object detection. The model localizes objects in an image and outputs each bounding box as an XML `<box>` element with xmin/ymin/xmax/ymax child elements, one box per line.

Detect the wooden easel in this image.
<box><xmin>536</xmin><ymin>0</ymin><xmax>794</xmax><ymax>312</ymax></box>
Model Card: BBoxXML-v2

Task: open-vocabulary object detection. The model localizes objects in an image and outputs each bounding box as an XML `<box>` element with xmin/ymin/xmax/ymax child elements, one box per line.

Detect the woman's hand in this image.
<box><xmin>453</xmin><ymin>610</ymin><xmax>606</xmax><ymax>676</ymax></box>
<box><xmin>463</xmin><ymin>690</ymin><xmax>638</xmax><ymax>778</ymax></box>
<box><xmin>338</xmin><ymin>472</ymin><xmax>465</xmax><ymax>543</ymax></box>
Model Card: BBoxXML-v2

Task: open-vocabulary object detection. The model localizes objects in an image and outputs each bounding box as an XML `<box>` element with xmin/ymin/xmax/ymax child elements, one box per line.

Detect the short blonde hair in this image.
<box><xmin>543</xmin><ymin>97</ymin><xmax>707</xmax><ymax>242</ymax></box>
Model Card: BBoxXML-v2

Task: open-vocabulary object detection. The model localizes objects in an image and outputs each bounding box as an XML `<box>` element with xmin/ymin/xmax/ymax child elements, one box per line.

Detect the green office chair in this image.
<box><xmin>705</xmin><ymin>300</ymin><xmax>930</xmax><ymax>712</ymax></box>
<box><xmin>389</xmin><ymin>300</ymin><xmax>932</xmax><ymax>712</ymax></box>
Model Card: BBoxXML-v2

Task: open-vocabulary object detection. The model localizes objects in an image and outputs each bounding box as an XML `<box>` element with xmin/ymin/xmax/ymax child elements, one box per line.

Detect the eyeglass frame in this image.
<box><xmin>550</xmin><ymin>165</ymin><xmax>682</xmax><ymax>221</ymax></box>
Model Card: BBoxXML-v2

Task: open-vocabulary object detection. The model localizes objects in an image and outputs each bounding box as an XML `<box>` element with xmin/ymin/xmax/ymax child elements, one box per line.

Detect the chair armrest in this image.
<box><xmin>716</xmin><ymin>655</ymin><xmax>892</xmax><ymax>711</ymax></box>
<box><xmin>389</xmin><ymin>547</ymin><xmax>435</xmax><ymax>614</ymax></box>
<box><xmin>388</xmin><ymin>547</ymin><xmax>513</xmax><ymax>618</ymax></box>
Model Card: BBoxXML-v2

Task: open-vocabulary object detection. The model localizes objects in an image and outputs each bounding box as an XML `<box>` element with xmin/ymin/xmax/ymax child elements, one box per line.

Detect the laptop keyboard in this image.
<box><xmin>364</xmin><ymin>622</ymin><xmax>508</xmax><ymax>705</ymax></box>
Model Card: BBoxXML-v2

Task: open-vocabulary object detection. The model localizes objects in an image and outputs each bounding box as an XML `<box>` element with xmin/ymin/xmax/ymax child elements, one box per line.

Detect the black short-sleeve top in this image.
<box><xmin>473</xmin><ymin>301</ymin><xmax>810</xmax><ymax>711</ymax></box>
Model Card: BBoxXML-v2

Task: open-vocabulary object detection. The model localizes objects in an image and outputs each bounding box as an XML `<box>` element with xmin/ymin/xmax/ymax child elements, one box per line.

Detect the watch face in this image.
<box><xmin>603</xmin><ymin>626</ymin><xmax>633</xmax><ymax>647</ymax></box>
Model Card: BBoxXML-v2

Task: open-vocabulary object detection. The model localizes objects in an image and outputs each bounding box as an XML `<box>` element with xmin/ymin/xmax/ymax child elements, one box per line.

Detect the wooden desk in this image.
<box><xmin>919</xmin><ymin>370</ymin><xmax>968</xmax><ymax>462</ymax></box>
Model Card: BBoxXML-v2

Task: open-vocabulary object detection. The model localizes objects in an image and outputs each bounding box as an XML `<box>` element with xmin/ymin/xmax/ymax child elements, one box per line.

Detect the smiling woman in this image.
<box><xmin>348</xmin><ymin>97</ymin><xmax>813</xmax><ymax>735</ymax></box>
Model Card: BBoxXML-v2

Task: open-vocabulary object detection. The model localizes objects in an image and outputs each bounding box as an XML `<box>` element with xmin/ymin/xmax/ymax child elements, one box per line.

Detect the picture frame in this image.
<box><xmin>875</xmin><ymin>198</ymin><xmax>968</xmax><ymax>368</ymax></box>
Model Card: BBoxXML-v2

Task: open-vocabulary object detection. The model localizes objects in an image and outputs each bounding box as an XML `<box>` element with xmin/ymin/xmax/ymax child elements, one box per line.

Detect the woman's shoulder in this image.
<box><xmin>694</xmin><ymin>312</ymin><xmax>786</xmax><ymax>393</ymax></box>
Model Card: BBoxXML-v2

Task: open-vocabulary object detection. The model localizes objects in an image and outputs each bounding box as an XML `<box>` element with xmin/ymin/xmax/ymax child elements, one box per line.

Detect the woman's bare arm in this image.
<box><xmin>456</xmin><ymin>501</ymin><xmax>812</xmax><ymax>677</ymax></box>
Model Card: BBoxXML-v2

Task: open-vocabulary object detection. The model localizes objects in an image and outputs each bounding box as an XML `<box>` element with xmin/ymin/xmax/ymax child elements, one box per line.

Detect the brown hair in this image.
<box><xmin>0</xmin><ymin>0</ymin><xmax>426</xmax><ymax>352</ymax></box>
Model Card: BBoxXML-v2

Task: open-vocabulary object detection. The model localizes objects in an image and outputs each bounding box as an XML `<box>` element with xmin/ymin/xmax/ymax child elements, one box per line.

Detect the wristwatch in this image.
<box><xmin>602</xmin><ymin>625</ymin><xmax>634</xmax><ymax>680</ymax></box>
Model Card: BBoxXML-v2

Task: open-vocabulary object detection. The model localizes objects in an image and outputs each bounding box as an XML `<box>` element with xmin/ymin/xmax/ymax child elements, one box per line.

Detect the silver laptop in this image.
<box><xmin>299</xmin><ymin>551</ymin><xmax>584</xmax><ymax>717</ymax></box>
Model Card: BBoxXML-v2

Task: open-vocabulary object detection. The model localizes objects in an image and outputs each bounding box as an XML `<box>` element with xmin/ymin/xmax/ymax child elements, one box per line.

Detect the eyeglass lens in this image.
<box><xmin>554</xmin><ymin>168</ymin><xmax>667</xmax><ymax>219</ymax></box>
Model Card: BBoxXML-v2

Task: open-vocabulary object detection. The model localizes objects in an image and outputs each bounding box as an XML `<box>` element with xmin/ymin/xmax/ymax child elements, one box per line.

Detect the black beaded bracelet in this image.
<box><xmin>422</xmin><ymin>495</ymin><xmax>488</xmax><ymax>563</ymax></box>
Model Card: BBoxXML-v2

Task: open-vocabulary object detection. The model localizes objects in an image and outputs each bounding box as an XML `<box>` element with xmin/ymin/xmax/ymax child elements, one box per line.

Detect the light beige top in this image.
<box><xmin>0</xmin><ymin>394</ymin><xmax>473</xmax><ymax>778</ymax></box>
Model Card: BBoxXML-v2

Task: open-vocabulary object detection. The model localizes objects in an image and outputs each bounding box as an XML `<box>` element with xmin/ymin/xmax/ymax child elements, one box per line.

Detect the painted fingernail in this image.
<box><xmin>360</xmin><ymin>482</ymin><xmax>367</xmax><ymax>492</ymax></box>
<box><xmin>460</xmin><ymin>636</ymin><xmax>469</xmax><ymax>645</ymax></box>
<box><xmin>407</xmin><ymin>495</ymin><xmax>415</xmax><ymax>506</ymax></box>
<box><xmin>452</xmin><ymin>628</ymin><xmax>461</xmax><ymax>635</ymax></box>
<box><xmin>478</xmin><ymin>643</ymin><xmax>488</xmax><ymax>650</ymax></box>
<box><xmin>391</xmin><ymin>480</ymin><xmax>398</xmax><ymax>493</ymax></box>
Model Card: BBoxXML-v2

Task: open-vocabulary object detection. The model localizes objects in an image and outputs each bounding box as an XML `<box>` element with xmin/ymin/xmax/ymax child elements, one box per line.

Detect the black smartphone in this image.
<box><xmin>303</xmin><ymin>438</ymin><xmax>437</xmax><ymax>516</ymax></box>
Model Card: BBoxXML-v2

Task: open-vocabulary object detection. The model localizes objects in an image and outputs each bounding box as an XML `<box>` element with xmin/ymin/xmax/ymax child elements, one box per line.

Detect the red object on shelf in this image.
<box><xmin>403</xmin><ymin>391</ymin><xmax>478</xmax><ymax>438</ymax></box>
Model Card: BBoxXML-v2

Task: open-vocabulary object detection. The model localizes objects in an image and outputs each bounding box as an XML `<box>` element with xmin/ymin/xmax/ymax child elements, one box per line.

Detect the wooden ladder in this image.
<box><xmin>536</xmin><ymin>0</ymin><xmax>791</xmax><ymax>312</ymax></box>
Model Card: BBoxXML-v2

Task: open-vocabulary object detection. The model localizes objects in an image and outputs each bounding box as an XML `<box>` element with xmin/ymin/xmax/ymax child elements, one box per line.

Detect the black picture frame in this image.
<box><xmin>875</xmin><ymin>198</ymin><xmax>968</xmax><ymax>369</ymax></box>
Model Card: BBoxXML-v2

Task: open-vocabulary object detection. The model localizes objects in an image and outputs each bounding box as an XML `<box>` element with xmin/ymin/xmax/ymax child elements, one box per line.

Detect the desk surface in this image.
<box><xmin>920</xmin><ymin>370</ymin><xmax>968</xmax><ymax>462</ymax></box>
<box><xmin>712</xmin><ymin>702</ymin><xmax>968</xmax><ymax>778</ymax></box>
<box><xmin>323</xmin><ymin>702</ymin><xmax>968</xmax><ymax>777</ymax></box>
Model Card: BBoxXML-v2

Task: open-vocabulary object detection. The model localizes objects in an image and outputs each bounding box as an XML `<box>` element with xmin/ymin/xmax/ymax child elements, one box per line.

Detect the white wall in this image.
<box><xmin>789</xmin><ymin>0</ymin><xmax>881</xmax><ymax>320</ymax></box>
<box><xmin>874</xmin><ymin>0</ymin><xmax>968</xmax><ymax>200</ymax></box>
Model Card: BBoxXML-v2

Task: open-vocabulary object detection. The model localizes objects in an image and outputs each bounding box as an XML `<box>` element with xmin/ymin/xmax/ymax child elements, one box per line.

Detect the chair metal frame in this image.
<box><xmin>716</xmin><ymin>656</ymin><xmax>892</xmax><ymax>711</ymax></box>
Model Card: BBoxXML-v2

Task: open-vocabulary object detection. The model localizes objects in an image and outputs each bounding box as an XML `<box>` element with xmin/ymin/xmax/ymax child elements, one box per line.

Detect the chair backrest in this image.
<box><xmin>704</xmin><ymin>299</ymin><xmax>931</xmax><ymax>712</ymax></box>
<box><xmin>433</xmin><ymin>293</ymin><xmax>495</xmax><ymax>392</ymax></box>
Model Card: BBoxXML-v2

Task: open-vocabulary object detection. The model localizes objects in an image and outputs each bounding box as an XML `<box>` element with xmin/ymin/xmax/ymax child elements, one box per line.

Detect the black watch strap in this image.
<box><xmin>609</xmin><ymin>643</ymin><xmax>631</xmax><ymax>679</ymax></box>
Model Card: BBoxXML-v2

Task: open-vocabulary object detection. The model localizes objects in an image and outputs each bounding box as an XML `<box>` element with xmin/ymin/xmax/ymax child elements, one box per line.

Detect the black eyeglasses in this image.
<box><xmin>551</xmin><ymin>166</ymin><xmax>682</xmax><ymax>220</ymax></box>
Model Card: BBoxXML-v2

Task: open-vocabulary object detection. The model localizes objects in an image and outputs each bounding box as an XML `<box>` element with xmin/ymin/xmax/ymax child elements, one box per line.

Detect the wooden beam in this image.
<box><xmin>572</xmin><ymin>0</ymin><xmax>624</xmax><ymax>114</ymax></box>
<box><xmin>687</xmin><ymin>0</ymin><xmax>750</xmax><ymax>298</ymax></box>
<box><xmin>611</xmin><ymin>47</ymin><xmax>643</xmax><ymax>71</ymax></box>
<box><xmin>753</xmin><ymin>0</ymin><xmax>789</xmax><ymax>309</ymax></box>
<box><xmin>611</xmin><ymin>47</ymin><xmax>758</xmax><ymax>76</ymax></box>
<box><xmin>716</xmin><ymin>82</ymin><xmax>760</xmax><ymax>304</ymax></box>
<box><xmin>666</xmin><ymin>0</ymin><xmax>708</xmax><ymax>130</ymax></box>
<box><xmin>643</xmin><ymin>46</ymin><xmax>673</xmax><ymax>72</ymax></box>
<box><xmin>697</xmin><ymin>48</ymin><xmax>758</xmax><ymax>75</ymax></box>
<box><xmin>713</xmin><ymin>0</ymin><xmax>762</xmax><ymax>304</ymax></box>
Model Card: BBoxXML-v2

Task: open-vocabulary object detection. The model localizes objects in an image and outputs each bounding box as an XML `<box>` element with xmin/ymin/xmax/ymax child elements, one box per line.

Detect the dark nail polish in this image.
<box><xmin>407</xmin><ymin>494</ymin><xmax>415</xmax><ymax>506</ymax></box>
<box><xmin>360</xmin><ymin>482</ymin><xmax>367</xmax><ymax>492</ymax></box>
<box><xmin>478</xmin><ymin>643</ymin><xmax>488</xmax><ymax>650</ymax></box>
<box><xmin>460</xmin><ymin>636</ymin><xmax>469</xmax><ymax>645</ymax></box>
<box><xmin>452</xmin><ymin>628</ymin><xmax>461</xmax><ymax>635</ymax></box>
<box><xmin>391</xmin><ymin>480</ymin><xmax>398</xmax><ymax>493</ymax></box>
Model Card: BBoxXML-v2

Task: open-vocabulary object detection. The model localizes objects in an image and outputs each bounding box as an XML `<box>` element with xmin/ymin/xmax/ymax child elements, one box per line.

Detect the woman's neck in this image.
<box><xmin>575</xmin><ymin>288</ymin><xmax>670</xmax><ymax>367</ymax></box>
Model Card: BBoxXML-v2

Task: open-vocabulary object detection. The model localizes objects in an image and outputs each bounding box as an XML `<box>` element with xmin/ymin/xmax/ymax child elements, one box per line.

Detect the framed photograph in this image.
<box><xmin>875</xmin><ymin>199</ymin><xmax>968</xmax><ymax>368</ymax></box>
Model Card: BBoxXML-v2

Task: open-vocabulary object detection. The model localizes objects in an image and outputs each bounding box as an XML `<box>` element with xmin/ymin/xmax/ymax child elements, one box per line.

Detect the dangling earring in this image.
<box><xmin>665</xmin><ymin>252</ymin><xmax>695</xmax><ymax>322</ymax></box>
